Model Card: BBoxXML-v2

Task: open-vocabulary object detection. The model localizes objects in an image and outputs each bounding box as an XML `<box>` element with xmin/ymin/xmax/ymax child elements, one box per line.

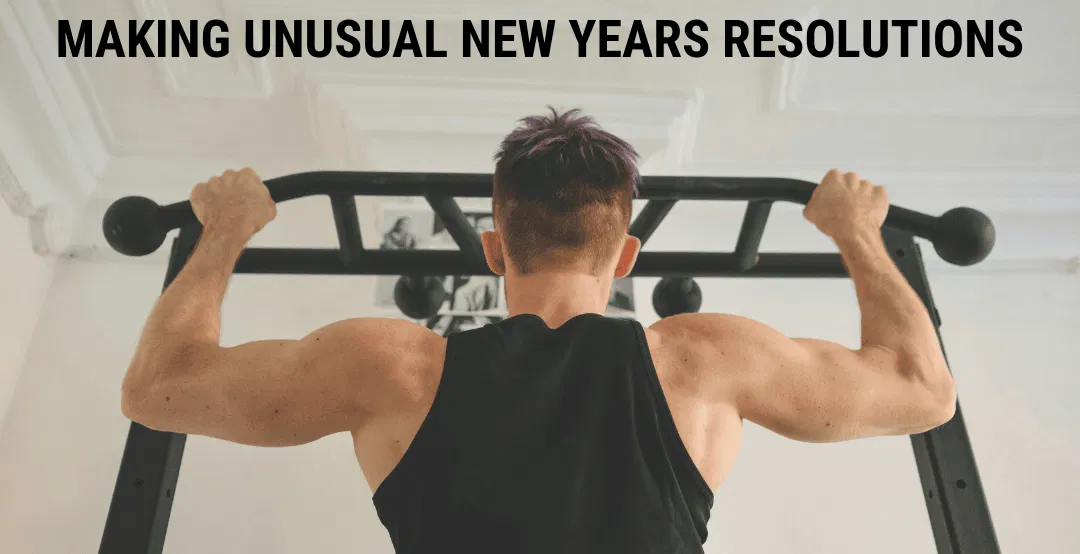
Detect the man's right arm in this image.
<box><xmin>651</xmin><ymin>170</ymin><xmax>957</xmax><ymax>443</ymax></box>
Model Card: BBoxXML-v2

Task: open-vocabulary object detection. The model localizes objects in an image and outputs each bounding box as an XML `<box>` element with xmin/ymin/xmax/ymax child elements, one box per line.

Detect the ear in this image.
<box><xmin>613</xmin><ymin>235</ymin><xmax>641</xmax><ymax>278</ymax></box>
<box><xmin>481</xmin><ymin>230</ymin><xmax>506</xmax><ymax>276</ymax></box>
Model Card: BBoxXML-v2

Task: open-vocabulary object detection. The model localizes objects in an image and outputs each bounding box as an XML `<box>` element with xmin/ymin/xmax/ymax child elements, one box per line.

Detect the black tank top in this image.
<box><xmin>372</xmin><ymin>313</ymin><xmax>714</xmax><ymax>553</ymax></box>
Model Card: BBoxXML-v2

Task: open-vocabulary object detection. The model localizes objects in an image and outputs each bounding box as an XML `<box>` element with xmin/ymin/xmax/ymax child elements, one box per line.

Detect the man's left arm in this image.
<box><xmin>120</xmin><ymin>169</ymin><xmax>444</xmax><ymax>447</ymax></box>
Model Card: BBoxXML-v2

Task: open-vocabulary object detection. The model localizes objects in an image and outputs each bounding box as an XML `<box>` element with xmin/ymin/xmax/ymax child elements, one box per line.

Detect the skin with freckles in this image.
<box><xmin>120</xmin><ymin>167</ymin><xmax>956</xmax><ymax>496</ymax></box>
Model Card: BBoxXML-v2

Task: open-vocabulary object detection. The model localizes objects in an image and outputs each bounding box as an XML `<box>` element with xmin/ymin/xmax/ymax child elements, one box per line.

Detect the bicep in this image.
<box><xmin>656</xmin><ymin>314</ymin><xmax>944</xmax><ymax>443</ymax></box>
<box><xmin>130</xmin><ymin>319</ymin><xmax>439</xmax><ymax>447</ymax></box>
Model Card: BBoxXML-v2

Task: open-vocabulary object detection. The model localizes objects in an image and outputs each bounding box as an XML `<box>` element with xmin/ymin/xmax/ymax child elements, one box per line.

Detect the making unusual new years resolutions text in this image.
<box><xmin>58</xmin><ymin>18</ymin><xmax>1023</xmax><ymax>59</ymax></box>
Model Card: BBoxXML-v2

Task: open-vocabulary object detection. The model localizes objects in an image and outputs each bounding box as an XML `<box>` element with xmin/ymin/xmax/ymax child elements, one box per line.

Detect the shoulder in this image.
<box><xmin>644</xmin><ymin>313</ymin><xmax>770</xmax><ymax>394</ymax></box>
<box><xmin>328</xmin><ymin>317</ymin><xmax>445</xmax><ymax>349</ymax></box>
<box><xmin>646</xmin><ymin>313</ymin><xmax>762</xmax><ymax>355</ymax></box>
<box><xmin>318</xmin><ymin>318</ymin><xmax>447</xmax><ymax>392</ymax></box>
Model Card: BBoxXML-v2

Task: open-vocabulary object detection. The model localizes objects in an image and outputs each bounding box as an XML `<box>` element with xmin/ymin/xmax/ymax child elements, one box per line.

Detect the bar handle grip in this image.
<box><xmin>102</xmin><ymin>173</ymin><xmax>995</xmax><ymax>266</ymax></box>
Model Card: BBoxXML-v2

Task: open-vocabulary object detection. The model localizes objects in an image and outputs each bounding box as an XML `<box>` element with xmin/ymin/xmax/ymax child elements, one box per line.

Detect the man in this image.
<box><xmin>120</xmin><ymin>109</ymin><xmax>956</xmax><ymax>553</ymax></box>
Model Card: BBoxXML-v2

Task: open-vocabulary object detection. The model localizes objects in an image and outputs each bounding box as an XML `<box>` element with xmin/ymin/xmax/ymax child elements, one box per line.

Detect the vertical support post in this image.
<box><xmin>882</xmin><ymin>227</ymin><xmax>1001</xmax><ymax>554</ymax></box>
<box><xmin>329</xmin><ymin>194</ymin><xmax>364</xmax><ymax>267</ymax></box>
<box><xmin>732</xmin><ymin>201</ymin><xmax>772</xmax><ymax>271</ymax></box>
<box><xmin>424</xmin><ymin>194</ymin><xmax>485</xmax><ymax>264</ymax></box>
<box><xmin>99</xmin><ymin>225</ymin><xmax>201</xmax><ymax>554</ymax></box>
<box><xmin>629</xmin><ymin>200</ymin><xmax>677</xmax><ymax>246</ymax></box>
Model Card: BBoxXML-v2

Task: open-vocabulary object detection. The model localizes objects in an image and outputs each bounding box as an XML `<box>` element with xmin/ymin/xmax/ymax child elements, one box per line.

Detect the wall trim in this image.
<box><xmin>2</xmin><ymin>0</ymin><xmax>110</xmax><ymax>196</ymax></box>
<box><xmin>675</xmin><ymin>165</ymin><xmax>1080</xmax><ymax>216</ymax></box>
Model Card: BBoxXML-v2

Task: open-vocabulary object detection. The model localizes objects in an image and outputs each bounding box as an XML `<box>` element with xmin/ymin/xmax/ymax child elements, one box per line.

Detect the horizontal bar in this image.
<box><xmin>103</xmin><ymin>171</ymin><xmax>995</xmax><ymax>266</ymax></box>
<box><xmin>157</xmin><ymin>173</ymin><xmax>937</xmax><ymax>235</ymax></box>
<box><xmin>230</xmin><ymin>248</ymin><xmax>848</xmax><ymax>278</ymax></box>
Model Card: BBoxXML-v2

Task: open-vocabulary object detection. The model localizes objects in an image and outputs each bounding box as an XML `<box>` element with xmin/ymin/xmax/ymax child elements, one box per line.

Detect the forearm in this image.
<box><xmin>834</xmin><ymin>228</ymin><xmax>948</xmax><ymax>380</ymax></box>
<box><xmin>125</xmin><ymin>227</ymin><xmax>247</xmax><ymax>390</ymax></box>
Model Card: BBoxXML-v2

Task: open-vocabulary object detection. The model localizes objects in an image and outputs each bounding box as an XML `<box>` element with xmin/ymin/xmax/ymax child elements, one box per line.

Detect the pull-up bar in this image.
<box><xmin>98</xmin><ymin>171</ymin><xmax>1000</xmax><ymax>554</ymax></box>
<box><xmin>101</xmin><ymin>172</ymin><xmax>996</xmax><ymax>277</ymax></box>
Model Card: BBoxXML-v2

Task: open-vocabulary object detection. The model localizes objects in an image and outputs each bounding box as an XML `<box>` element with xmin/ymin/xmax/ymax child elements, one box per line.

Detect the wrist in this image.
<box><xmin>829</xmin><ymin>223</ymin><xmax>880</xmax><ymax>245</ymax></box>
<box><xmin>198</xmin><ymin>224</ymin><xmax>251</xmax><ymax>257</ymax></box>
<box><xmin>831</xmin><ymin>226</ymin><xmax>887</xmax><ymax>259</ymax></box>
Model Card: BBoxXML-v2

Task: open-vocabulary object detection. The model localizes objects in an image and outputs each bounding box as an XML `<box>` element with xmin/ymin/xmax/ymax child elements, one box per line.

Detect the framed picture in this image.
<box><xmin>376</xmin><ymin>204</ymin><xmax>636</xmax><ymax>335</ymax></box>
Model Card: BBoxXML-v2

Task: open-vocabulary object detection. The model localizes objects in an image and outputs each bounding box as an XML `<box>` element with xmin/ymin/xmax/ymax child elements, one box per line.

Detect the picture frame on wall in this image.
<box><xmin>376</xmin><ymin>203</ymin><xmax>636</xmax><ymax>336</ymax></box>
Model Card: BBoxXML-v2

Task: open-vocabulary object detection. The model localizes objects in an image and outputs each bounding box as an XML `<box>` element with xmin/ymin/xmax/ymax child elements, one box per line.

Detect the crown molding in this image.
<box><xmin>133</xmin><ymin>0</ymin><xmax>275</xmax><ymax>99</ymax></box>
<box><xmin>675</xmin><ymin>164</ymin><xmax>1080</xmax><ymax>216</ymax></box>
<box><xmin>307</xmin><ymin>74</ymin><xmax>702</xmax><ymax>172</ymax></box>
<box><xmin>0</xmin><ymin>0</ymin><xmax>111</xmax><ymax>255</ymax></box>
<box><xmin>1</xmin><ymin>0</ymin><xmax>109</xmax><ymax>196</ymax></box>
<box><xmin>768</xmin><ymin>7</ymin><xmax>1080</xmax><ymax>119</ymax></box>
<box><xmin>774</xmin><ymin>56</ymin><xmax>1080</xmax><ymax>118</ymax></box>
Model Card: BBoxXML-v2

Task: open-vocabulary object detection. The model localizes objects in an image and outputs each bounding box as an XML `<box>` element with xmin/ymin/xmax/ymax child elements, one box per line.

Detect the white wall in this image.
<box><xmin>0</xmin><ymin>204</ymin><xmax>1076</xmax><ymax>554</ymax></box>
<box><xmin>0</xmin><ymin>205</ymin><xmax>54</xmax><ymax>430</ymax></box>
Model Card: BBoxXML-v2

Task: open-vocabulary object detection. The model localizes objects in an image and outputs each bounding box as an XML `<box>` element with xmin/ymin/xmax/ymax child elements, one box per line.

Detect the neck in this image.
<box><xmin>504</xmin><ymin>271</ymin><xmax>613</xmax><ymax>327</ymax></box>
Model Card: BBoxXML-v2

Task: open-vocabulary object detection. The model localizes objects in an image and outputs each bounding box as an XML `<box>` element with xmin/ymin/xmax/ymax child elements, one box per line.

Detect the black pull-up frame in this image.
<box><xmin>99</xmin><ymin>172</ymin><xmax>1000</xmax><ymax>554</ymax></box>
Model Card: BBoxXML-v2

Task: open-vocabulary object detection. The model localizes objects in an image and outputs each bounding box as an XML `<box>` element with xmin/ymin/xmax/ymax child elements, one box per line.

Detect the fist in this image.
<box><xmin>190</xmin><ymin>168</ymin><xmax>276</xmax><ymax>237</ymax></box>
<box><xmin>803</xmin><ymin>169</ymin><xmax>888</xmax><ymax>238</ymax></box>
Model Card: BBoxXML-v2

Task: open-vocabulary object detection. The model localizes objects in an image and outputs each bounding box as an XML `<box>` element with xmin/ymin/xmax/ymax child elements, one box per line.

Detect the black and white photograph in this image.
<box><xmin>374</xmin><ymin>206</ymin><xmax>504</xmax><ymax>314</ymax></box>
<box><xmin>375</xmin><ymin>204</ymin><xmax>636</xmax><ymax>329</ymax></box>
<box><xmin>424</xmin><ymin>315</ymin><xmax>506</xmax><ymax>337</ymax></box>
<box><xmin>373</xmin><ymin>207</ymin><xmax>439</xmax><ymax>310</ymax></box>
<box><xmin>605</xmin><ymin>278</ymin><xmax>636</xmax><ymax>318</ymax></box>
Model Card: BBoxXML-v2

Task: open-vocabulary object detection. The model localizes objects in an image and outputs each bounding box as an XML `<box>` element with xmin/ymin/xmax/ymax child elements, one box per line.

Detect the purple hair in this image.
<box><xmin>493</xmin><ymin>107</ymin><xmax>641</xmax><ymax>201</ymax></box>
<box><xmin>491</xmin><ymin>108</ymin><xmax>640</xmax><ymax>273</ymax></box>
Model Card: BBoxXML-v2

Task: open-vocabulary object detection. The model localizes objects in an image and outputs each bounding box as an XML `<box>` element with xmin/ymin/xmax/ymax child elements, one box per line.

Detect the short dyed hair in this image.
<box><xmin>492</xmin><ymin>108</ymin><xmax>640</xmax><ymax>274</ymax></box>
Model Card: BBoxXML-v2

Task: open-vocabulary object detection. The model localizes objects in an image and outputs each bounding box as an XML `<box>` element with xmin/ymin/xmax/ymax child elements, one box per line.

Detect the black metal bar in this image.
<box><xmin>882</xmin><ymin>228</ymin><xmax>1000</xmax><ymax>554</ymax></box>
<box><xmin>150</xmin><ymin>175</ymin><xmax>940</xmax><ymax>244</ymax></box>
<box><xmin>732</xmin><ymin>201</ymin><xmax>773</xmax><ymax>271</ymax></box>
<box><xmin>329</xmin><ymin>194</ymin><xmax>363</xmax><ymax>267</ymax></box>
<box><xmin>629</xmin><ymin>200</ymin><xmax>677</xmax><ymax>246</ymax></box>
<box><xmin>99</xmin><ymin>225</ymin><xmax>201</xmax><ymax>554</ymax></box>
<box><xmin>107</xmin><ymin>173</ymin><xmax>993</xmax><ymax>267</ymax></box>
<box><xmin>158</xmin><ymin>173</ymin><xmax>823</xmax><ymax>203</ymax></box>
<box><xmin>227</xmin><ymin>247</ymin><xmax>849</xmax><ymax>277</ymax></box>
<box><xmin>424</xmin><ymin>194</ymin><xmax>485</xmax><ymax>264</ymax></box>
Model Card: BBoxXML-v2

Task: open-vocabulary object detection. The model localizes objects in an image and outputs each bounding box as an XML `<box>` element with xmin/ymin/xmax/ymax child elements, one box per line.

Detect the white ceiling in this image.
<box><xmin>2</xmin><ymin>0</ymin><xmax>1079</xmax><ymax>268</ymax></box>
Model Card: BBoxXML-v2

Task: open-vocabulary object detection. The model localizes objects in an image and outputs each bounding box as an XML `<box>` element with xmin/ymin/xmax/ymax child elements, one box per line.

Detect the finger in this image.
<box><xmin>860</xmin><ymin>179</ymin><xmax>873</xmax><ymax>192</ymax></box>
<box><xmin>824</xmin><ymin>168</ymin><xmax>843</xmax><ymax>182</ymax></box>
<box><xmin>873</xmin><ymin>184</ymin><xmax>888</xmax><ymax>201</ymax></box>
<box><xmin>844</xmin><ymin>172</ymin><xmax>860</xmax><ymax>188</ymax></box>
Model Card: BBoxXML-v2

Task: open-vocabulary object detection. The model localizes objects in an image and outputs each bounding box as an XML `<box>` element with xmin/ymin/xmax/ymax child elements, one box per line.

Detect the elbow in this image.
<box><xmin>928</xmin><ymin>376</ymin><xmax>958</xmax><ymax>427</ymax></box>
<box><xmin>120</xmin><ymin>363</ymin><xmax>175</xmax><ymax>427</ymax></box>
<box><xmin>120</xmin><ymin>345</ymin><xmax>208</xmax><ymax>425</ymax></box>
<box><xmin>120</xmin><ymin>373</ymin><xmax>151</xmax><ymax>424</ymax></box>
<box><xmin>895</xmin><ymin>349</ymin><xmax>956</xmax><ymax>429</ymax></box>
<box><xmin>912</xmin><ymin>366</ymin><xmax>958</xmax><ymax>432</ymax></box>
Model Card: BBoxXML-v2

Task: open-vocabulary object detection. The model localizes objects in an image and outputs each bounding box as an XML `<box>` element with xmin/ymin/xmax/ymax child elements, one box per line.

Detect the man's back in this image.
<box><xmin>357</xmin><ymin>314</ymin><xmax>713</xmax><ymax>554</ymax></box>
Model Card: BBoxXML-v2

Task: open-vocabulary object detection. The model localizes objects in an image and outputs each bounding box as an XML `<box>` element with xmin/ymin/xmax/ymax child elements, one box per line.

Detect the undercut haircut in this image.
<box><xmin>492</xmin><ymin>107</ymin><xmax>641</xmax><ymax>274</ymax></box>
